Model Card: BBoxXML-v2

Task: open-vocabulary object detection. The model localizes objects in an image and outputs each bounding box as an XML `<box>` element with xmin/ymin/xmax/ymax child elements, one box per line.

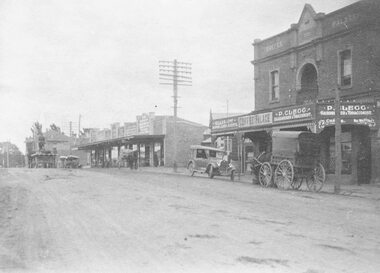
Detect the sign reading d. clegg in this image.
<box><xmin>273</xmin><ymin>105</ymin><xmax>315</xmax><ymax>124</ymax></box>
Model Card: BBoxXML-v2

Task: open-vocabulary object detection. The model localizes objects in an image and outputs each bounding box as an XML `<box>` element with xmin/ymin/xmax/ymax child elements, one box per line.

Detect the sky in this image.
<box><xmin>0</xmin><ymin>0</ymin><xmax>357</xmax><ymax>152</ymax></box>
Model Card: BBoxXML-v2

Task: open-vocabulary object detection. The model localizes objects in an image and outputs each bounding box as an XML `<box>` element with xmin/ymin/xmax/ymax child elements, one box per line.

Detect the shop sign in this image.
<box><xmin>238</xmin><ymin>112</ymin><xmax>272</xmax><ymax>128</ymax></box>
<box><xmin>137</xmin><ymin>113</ymin><xmax>154</xmax><ymax>135</ymax></box>
<box><xmin>319</xmin><ymin>103</ymin><xmax>374</xmax><ymax>117</ymax></box>
<box><xmin>273</xmin><ymin>105</ymin><xmax>314</xmax><ymax>124</ymax></box>
<box><xmin>211</xmin><ymin>116</ymin><xmax>239</xmax><ymax>131</ymax></box>
<box><xmin>125</xmin><ymin>123</ymin><xmax>137</xmax><ymax>136</ymax></box>
<box><xmin>317</xmin><ymin>118</ymin><xmax>377</xmax><ymax>131</ymax></box>
<box><xmin>211</xmin><ymin>111</ymin><xmax>272</xmax><ymax>132</ymax></box>
<box><xmin>317</xmin><ymin>103</ymin><xmax>377</xmax><ymax>131</ymax></box>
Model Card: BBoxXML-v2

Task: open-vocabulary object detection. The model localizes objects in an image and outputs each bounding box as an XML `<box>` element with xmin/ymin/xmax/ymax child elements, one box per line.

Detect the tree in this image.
<box><xmin>0</xmin><ymin>142</ymin><xmax>24</xmax><ymax>167</ymax></box>
<box><xmin>50</xmin><ymin>123</ymin><xmax>61</xmax><ymax>132</ymax></box>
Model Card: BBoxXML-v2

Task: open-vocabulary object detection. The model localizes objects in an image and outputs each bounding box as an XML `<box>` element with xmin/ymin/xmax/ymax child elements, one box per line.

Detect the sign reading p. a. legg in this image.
<box><xmin>319</xmin><ymin>103</ymin><xmax>374</xmax><ymax>117</ymax></box>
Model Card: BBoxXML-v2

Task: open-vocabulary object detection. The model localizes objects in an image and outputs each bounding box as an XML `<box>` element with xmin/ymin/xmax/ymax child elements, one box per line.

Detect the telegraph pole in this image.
<box><xmin>78</xmin><ymin>114</ymin><xmax>81</xmax><ymax>136</ymax></box>
<box><xmin>226</xmin><ymin>99</ymin><xmax>230</xmax><ymax>154</ymax></box>
<box><xmin>159</xmin><ymin>59</ymin><xmax>192</xmax><ymax>172</ymax></box>
<box><xmin>334</xmin><ymin>87</ymin><xmax>342</xmax><ymax>193</ymax></box>
<box><xmin>6</xmin><ymin>141</ymin><xmax>9</xmax><ymax>168</ymax></box>
<box><xmin>69</xmin><ymin>121</ymin><xmax>72</xmax><ymax>137</ymax></box>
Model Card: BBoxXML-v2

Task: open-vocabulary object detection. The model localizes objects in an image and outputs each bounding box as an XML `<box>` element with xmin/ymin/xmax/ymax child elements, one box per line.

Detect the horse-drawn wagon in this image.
<box><xmin>251</xmin><ymin>131</ymin><xmax>326</xmax><ymax>192</ymax></box>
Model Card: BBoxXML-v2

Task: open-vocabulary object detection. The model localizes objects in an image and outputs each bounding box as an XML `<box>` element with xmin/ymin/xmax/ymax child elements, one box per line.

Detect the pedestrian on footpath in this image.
<box><xmin>154</xmin><ymin>152</ymin><xmax>158</xmax><ymax>167</ymax></box>
<box><xmin>128</xmin><ymin>154</ymin><xmax>133</xmax><ymax>170</ymax></box>
<box><xmin>133</xmin><ymin>151</ymin><xmax>138</xmax><ymax>169</ymax></box>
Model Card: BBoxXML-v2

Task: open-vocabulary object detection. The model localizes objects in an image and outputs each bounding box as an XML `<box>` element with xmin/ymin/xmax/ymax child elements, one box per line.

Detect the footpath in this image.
<box><xmin>127</xmin><ymin>166</ymin><xmax>380</xmax><ymax>200</ymax></box>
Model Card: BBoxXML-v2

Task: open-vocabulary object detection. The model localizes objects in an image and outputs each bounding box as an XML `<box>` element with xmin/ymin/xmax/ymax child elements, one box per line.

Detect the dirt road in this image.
<box><xmin>0</xmin><ymin>168</ymin><xmax>379</xmax><ymax>273</ymax></box>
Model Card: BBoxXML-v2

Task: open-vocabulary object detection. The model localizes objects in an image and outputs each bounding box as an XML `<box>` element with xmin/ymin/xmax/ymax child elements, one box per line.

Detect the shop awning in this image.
<box><xmin>77</xmin><ymin>134</ymin><xmax>165</xmax><ymax>150</ymax></box>
<box><xmin>272</xmin><ymin>122</ymin><xmax>316</xmax><ymax>132</ymax></box>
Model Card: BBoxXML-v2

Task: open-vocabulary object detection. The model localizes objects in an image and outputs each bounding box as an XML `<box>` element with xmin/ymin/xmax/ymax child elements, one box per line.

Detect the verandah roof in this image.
<box><xmin>77</xmin><ymin>134</ymin><xmax>165</xmax><ymax>150</ymax></box>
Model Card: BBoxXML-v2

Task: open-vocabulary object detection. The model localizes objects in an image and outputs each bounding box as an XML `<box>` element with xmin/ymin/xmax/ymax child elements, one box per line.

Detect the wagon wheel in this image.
<box><xmin>188</xmin><ymin>162</ymin><xmax>195</xmax><ymax>176</ymax></box>
<box><xmin>259</xmin><ymin>162</ymin><xmax>273</xmax><ymax>187</ymax></box>
<box><xmin>306</xmin><ymin>163</ymin><xmax>326</xmax><ymax>192</ymax></box>
<box><xmin>274</xmin><ymin>160</ymin><xmax>294</xmax><ymax>190</ymax></box>
<box><xmin>291</xmin><ymin>174</ymin><xmax>303</xmax><ymax>190</ymax></box>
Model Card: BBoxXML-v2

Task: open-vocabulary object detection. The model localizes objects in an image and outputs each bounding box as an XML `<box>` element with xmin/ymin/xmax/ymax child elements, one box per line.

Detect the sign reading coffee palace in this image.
<box><xmin>211</xmin><ymin>112</ymin><xmax>272</xmax><ymax>133</ymax></box>
<box><xmin>238</xmin><ymin>112</ymin><xmax>272</xmax><ymax>128</ymax></box>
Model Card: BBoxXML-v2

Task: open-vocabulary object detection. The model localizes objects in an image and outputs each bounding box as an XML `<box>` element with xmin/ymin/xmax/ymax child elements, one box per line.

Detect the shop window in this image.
<box><xmin>270</xmin><ymin>70</ymin><xmax>279</xmax><ymax>101</ymax></box>
<box><xmin>339</xmin><ymin>49</ymin><xmax>352</xmax><ymax>87</ymax></box>
<box><xmin>225</xmin><ymin>137</ymin><xmax>232</xmax><ymax>153</ymax></box>
<box><xmin>245</xmin><ymin>145</ymin><xmax>254</xmax><ymax>161</ymax></box>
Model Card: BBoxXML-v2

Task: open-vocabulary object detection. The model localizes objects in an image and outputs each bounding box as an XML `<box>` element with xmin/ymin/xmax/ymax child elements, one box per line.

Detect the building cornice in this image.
<box><xmin>251</xmin><ymin>23</ymin><xmax>376</xmax><ymax>66</ymax></box>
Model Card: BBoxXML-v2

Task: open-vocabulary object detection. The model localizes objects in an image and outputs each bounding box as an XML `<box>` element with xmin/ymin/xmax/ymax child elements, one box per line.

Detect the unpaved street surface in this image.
<box><xmin>0</xmin><ymin>168</ymin><xmax>379</xmax><ymax>273</ymax></box>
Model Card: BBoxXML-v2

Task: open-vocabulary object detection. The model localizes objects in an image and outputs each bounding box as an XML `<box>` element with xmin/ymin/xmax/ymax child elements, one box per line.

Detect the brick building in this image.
<box><xmin>253</xmin><ymin>1</ymin><xmax>380</xmax><ymax>110</ymax></box>
<box><xmin>211</xmin><ymin>0</ymin><xmax>380</xmax><ymax>183</ymax></box>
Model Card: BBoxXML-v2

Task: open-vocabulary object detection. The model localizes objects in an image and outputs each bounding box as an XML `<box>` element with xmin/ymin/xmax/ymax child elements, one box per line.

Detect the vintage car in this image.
<box><xmin>187</xmin><ymin>145</ymin><xmax>236</xmax><ymax>181</ymax></box>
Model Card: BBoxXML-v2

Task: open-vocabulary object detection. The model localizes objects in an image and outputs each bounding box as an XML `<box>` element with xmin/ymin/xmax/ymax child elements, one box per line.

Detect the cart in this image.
<box><xmin>249</xmin><ymin>151</ymin><xmax>273</xmax><ymax>187</ymax></box>
<box><xmin>254</xmin><ymin>131</ymin><xmax>326</xmax><ymax>192</ymax></box>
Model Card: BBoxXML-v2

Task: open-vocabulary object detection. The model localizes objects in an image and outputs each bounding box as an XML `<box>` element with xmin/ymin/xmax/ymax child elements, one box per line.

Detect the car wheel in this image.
<box><xmin>208</xmin><ymin>165</ymin><xmax>214</xmax><ymax>179</ymax></box>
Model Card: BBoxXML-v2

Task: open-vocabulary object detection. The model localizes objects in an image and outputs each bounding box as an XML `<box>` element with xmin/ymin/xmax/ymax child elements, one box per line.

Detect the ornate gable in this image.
<box><xmin>297</xmin><ymin>4</ymin><xmax>321</xmax><ymax>45</ymax></box>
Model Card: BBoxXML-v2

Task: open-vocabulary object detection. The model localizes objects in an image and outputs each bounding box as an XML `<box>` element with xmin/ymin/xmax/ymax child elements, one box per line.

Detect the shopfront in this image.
<box><xmin>316</xmin><ymin>102</ymin><xmax>377</xmax><ymax>184</ymax></box>
<box><xmin>80</xmin><ymin>135</ymin><xmax>165</xmax><ymax>168</ymax></box>
<box><xmin>211</xmin><ymin>105</ymin><xmax>317</xmax><ymax>173</ymax></box>
<box><xmin>211</xmin><ymin>115</ymin><xmax>241</xmax><ymax>171</ymax></box>
<box><xmin>211</xmin><ymin>102</ymin><xmax>378</xmax><ymax>183</ymax></box>
<box><xmin>272</xmin><ymin>104</ymin><xmax>316</xmax><ymax>132</ymax></box>
<box><xmin>239</xmin><ymin>111</ymin><xmax>273</xmax><ymax>172</ymax></box>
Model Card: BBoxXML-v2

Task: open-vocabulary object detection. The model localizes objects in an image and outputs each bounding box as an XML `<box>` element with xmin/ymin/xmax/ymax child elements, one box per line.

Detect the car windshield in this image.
<box><xmin>196</xmin><ymin>149</ymin><xmax>207</xmax><ymax>159</ymax></box>
<box><xmin>209</xmin><ymin>150</ymin><xmax>225</xmax><ymax>159</ymax></box>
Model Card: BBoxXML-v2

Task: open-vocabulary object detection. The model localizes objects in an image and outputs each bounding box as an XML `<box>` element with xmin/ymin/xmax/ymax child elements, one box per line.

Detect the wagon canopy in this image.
<box><xmin>272</xmin><ymin>131</ymin><xmax>321</xmax><ymax>156</ymax></box>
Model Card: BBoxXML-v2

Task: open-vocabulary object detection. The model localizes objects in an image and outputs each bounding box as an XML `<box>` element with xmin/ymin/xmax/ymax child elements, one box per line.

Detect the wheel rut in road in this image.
<box><xmin>0</xmin><ymin>168</ymin><xmax>379</xmax><ymax>273</ymax></box>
